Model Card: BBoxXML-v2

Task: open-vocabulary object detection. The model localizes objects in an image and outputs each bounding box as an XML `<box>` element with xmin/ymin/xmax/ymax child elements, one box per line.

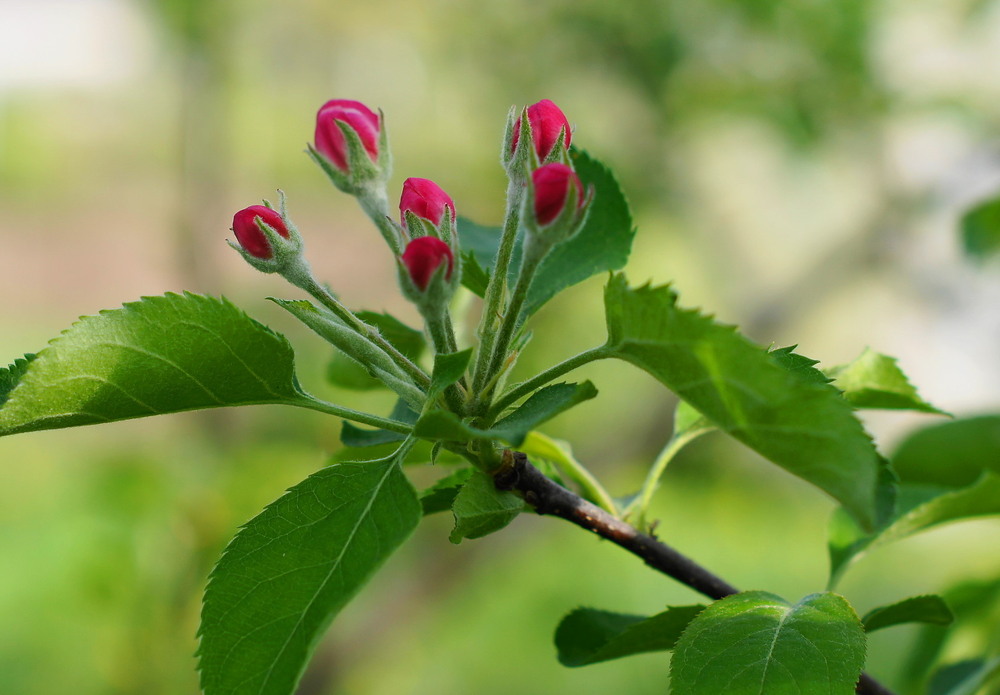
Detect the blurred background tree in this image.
<box><xmin>1</xmin><ymin>0</ymin><xmax>999</xmax><ymax>692</ymax></box>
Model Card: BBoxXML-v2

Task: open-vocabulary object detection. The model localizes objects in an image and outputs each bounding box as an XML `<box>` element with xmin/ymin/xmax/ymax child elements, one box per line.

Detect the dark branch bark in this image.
<box><xmin>494</xmin><ymin>452</ymin><xmax>895</xmax><ymax>695</ymax></box>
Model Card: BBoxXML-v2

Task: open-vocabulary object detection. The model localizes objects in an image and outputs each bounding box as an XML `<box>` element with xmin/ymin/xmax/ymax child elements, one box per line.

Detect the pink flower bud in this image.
<box><xmin>399</xmin><ymin>178</ymin><xmax>456</xmax><ymax>229</ymax></box>
<box><xmin>314</xmin><ymin>99</ymin><xmax>380</xmax><ymax>172</ymax></box>
<box><xmin>532</xmin><ymin>163</ymin><xmax>583</xmax><ymax>226</ymax></box>
<box><xmin>402</xmin><ymin>236</ymin><xmax>454</xmax><ymax>291</ymax></box>
<box><xmin>512</xmin><ymin>99</ymin><xmax>572</xmax><ymax>160</ymax></box>
<box><xmin>232</xmin><ymin>205</ymin><xmax>289</xmax><ymax>259</ymax></box>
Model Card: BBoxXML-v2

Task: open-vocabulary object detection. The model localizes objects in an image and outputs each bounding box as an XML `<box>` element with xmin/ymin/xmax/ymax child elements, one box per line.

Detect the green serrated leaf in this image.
<box><xmin>0</xmin><ymin>354</ymin><xmax>36</xmax><ymax>406</ymax></box>
<box><xmin>827</xmin><ymin>348</ymin><xmax>948</xmax><ymax>415</ymax></box>
<box><xmin>603</xmin><ymin>275</ymin><xmax>883</xmax><ymax>530</ymax></box>
<box><xmin>828</xmin><ymin>474</ymin><xmax>1000</xmax><ymax>586</ymax></box>
<box><xmin>769</xmin><ymin>345</ymin><xmax>830</xmax><ymax>385</ymax></box>
<box><xmin>414</xmin><ymin>381</ymin><xmax>598</xmax><ymax>447</ymax></box>
<box><xmin>555</xmin><ymin>605</ymin><xmax>705</xmax><ymax>667</ymax></box>
<box><xmin>862</xmin><ymin>595</ymin><xmax>953</xmax><ymax>632</ymax></box>
<box><xmin>670</xmin><ymin>591</ymin><xmax>866</xmax><ymax>695</ymax></box>
<box><xmin>0</xmin><ymin>294</ymin><xmax>312</xmax><ymax>437</ymax></box>
<box><xmin>521</xmin><ymin>149</ymin><xmax>636</xmax><ymax>319</ymax></box>
<box><xmin>961</xmin><ymin>196</ymin><xmax>1000</xmax><ymax>260</ymax></box>
<box><xmin>420</xmin><ymin>467</ymin><xmax>475</xmax><ymax>516</ymax></box>
<box><xmin>449</xmin><ymin>469</ymin><xmax>524</xmax><ymax>543</ymax></box>
<box><xmin>198</xmin><ymin>449</ymin><xmax>421</xmax><ymax>695</ymax></box>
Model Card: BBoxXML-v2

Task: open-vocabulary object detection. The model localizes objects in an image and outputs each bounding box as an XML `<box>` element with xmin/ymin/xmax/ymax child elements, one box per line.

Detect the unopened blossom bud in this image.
<box><xmin>400</xmin><ymin>178</ymin><xmax>455</xmax><ymax>228</ymax></box>
<box><xmin>512</xmin><ymin>99</ymin><xmax>572</xmax><ymax>161</ymax></box>
<box><xmin>232</xmin><ymin>205</ymin><xmax>289</xmax><ymax>259</ymax></box>
<box><xmin>401</xmin><ymin>236</ymin><xmax>454</xmax><ymax>291</ymax></box>
<box><xmin>532</xmin><ymin>163</ymin><xmax>583</xmax><ymax>226</ymax></box>
<box><xmin>314</xmin><ymin>99</ymin><xmax>380</xmax><ymax>173</ymax></box>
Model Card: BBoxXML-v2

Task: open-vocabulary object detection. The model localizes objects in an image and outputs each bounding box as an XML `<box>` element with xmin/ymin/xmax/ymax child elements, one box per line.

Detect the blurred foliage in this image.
<box><xmin>2</xmin><ymin>0</ymin><xmax>1000</xmax><ymax>692</ymax></box>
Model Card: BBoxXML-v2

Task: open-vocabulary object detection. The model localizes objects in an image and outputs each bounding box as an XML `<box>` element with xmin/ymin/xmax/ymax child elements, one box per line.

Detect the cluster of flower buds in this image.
<box><xmin>397</xmin><ymin>177</ymin><xmax>460</xmax><ymax>309</ymax></box>
<box><xmin>505</xmin><ymin>100</ymin><xmax>591</xmax><ymax>262</ymax></box>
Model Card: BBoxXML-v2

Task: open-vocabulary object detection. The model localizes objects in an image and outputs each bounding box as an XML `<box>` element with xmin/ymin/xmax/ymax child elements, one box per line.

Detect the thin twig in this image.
<box><xmin>494</xmin><ymin>452</ymin><xmax>895</xmax><ymax>695</ymax></box>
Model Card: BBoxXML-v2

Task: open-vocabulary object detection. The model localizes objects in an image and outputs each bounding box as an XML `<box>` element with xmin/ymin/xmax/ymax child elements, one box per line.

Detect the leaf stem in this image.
<box><xmin>292</xmin><ymin>396</ymin><xmax>413</xmax><ymax>433</ymax></box>
<box><xmin>625</xmin><ymin>426</ymin><xmax>713</xmax><ymax>528</ymax></box>
<box><xmin>489</xmin><ymin>345</ymin><xmax>610</xmax><ymax>419</ymax></box>
<box><xmin>425</xmin><ymin>310</ymin><xmax>468</xmax><ymax>414</ymax></box>
<box><xmin>522</xmin><ymin>432</ymin><xmax>618</xmax><ymax>515</ymax></box>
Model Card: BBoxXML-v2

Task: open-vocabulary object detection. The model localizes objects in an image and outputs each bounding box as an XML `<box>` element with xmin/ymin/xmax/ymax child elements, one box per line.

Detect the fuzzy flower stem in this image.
<box><xmin>472</xmin><ymin>180</ymin><xmax>524</xmax><ymax>402</ymax></box>
<box><xmin>291</xmin><ymin>272</ymin><xmax>430</xmax><ymax>388</ymax></box>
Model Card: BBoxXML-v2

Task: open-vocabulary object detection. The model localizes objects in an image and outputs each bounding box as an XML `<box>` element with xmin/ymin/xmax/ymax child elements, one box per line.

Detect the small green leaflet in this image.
<box><xmin>0</xmin><ymin>293</ymin><xmax>311</xmax><ymax>437</ymax></box>
<box><xmin>603</xmin><ymin>275</ymin><xmax>884</xmax><ymax>530</ymax></box>
<box><xmin>428</xmin><ymin>349</ymin><xmax>473</xmax><ymax>401</ymax></box>
<box><xmin>456</xmin><ymin>149</ymin><xmax>635</xmax><ymax>318</ymax></box>
<box><xmin>420</xmin><ymin>467</ymin><xmax>474</xmax><ymax>516</ymax></box>
<box><xmin>198</xmin><ymin>449</ymin><xmax>421</xmax><ymax>695</ymax></box>
<box><xmin>554</xmin><ymin>605</ymin><xmax>705</xmax><ymax>667</ymax></box>
<box><xmin>960</xmin><ymin>195</ymin><xmax>1000</xmax><ymax>260</ymax></box>
<box><xmin>861</xmin><ymin>595</ymin><xmax>953</xmax><ymax>633</ymax></box>
<box><xmin>826</xmin><ymin>348</ymin><xmax>948</xmax><ymax>415</ymax></box>
<box><xmin>670</xmin><ymin>591</ymin><xmax>866</xmax><ymax>695</ymax></box>
<box><xmin>449</xmin><ymin>469</ymin><xmax>524</xmax><ymax>543</ymax></box>
<box><xmin>891</xmin><ymin>415</ymin><xmax>1000</xmax><ymax>488</ymax></box>
<box><xmin>414</xmin><ymin>381</ymin><xmax>598</xmax><ymax>447</ymax></box>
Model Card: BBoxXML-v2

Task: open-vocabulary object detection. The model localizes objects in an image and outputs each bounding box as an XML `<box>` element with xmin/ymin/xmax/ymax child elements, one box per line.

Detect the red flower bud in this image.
<box><xmin>512</xmin><ymin>99</ymin><xmax>572</xmax><ymax>160</ymax></box>
<box><xmin>402</xmin><ymin>236</ymin><xmax>454</xmax><ymax>291</ymax></box>
<box><xmin>314</xmin><ymin>99</ymin><xmax>380</xmax><ymax>172</ymax></box>
<box><xmin>399</xmin><ymin>178</ymin><xmax>456</xmax><ymax>229</ymax></box>
<box><xmin>532</xmin><ymin>163</ymin><xmax>583</xmax><ymax>226</ymax></box>
<box><xmin>232</xmin><ymin>205</ymin><xmax>289</xmax><ymax>259</ymax></box>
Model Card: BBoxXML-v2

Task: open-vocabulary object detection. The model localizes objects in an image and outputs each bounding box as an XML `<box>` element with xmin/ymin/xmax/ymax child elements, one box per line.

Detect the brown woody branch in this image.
<box><xmin>493</xmin><ymin>452</ymin><xmax>895</xmax><ymax>695</ymax></box>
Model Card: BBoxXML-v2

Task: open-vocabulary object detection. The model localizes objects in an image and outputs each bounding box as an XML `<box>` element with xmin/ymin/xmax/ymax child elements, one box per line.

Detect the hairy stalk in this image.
<box><xmin>488</xmin><ymin>345</ymin><xmax>610</xmax><ymax>419</ymax></box>
<box><xmin>425</xmin><ymin>310</ymin><xmax>468</xmax><ymax>414</ymax></box>
<box><xmin>357</xmin><ymin>188</ymin><xmax>403</xmax><ymax>255</ymax></box>
<box><xmin>471</xmin><ymin>181</ymin><xmax>524</xmax><ymax>398</ymax></box>
<box><xmin>495</xmin><ymin>453</ymin><xmax>896</xmax><ymax>695</ymax></box>
<box><xmin>293</xmin><ymin>274</ymin><xmax>430</xmax><ymax>388</ymax></box>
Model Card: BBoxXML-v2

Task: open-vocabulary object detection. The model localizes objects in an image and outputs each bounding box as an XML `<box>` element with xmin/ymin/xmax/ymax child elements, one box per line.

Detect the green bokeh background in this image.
<box><xmin>1</xmin><ymin>0</ymin><xmax>999</xmax><ymax>692</ymax></box>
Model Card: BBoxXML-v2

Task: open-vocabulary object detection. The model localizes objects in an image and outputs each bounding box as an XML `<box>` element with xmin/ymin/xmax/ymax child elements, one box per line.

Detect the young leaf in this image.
<box><xmin>862</xmin><ymin>595</ymin><xmax>953</xmax><ymax>633</ymax></box>
<box><xmin>670</xmin><ymin>591</ymin><xmax>866</xmax><ymax>694</ymax></box>
<box><xmin>414</xmin><ymin>381</ymin><xmax>598</xmax><ymax>447</ymax></box>
<box><xmin>272</xmin><ymin>298</ymin><xmax>424</xmax><ymax>409</ymax></box>
<box><xmin>449</xmin><ymin>469</ymin><xmax>524</xmax><ymax>543</ymax></box>
<box><xmin>521</xmin><ymin>149</ymin><xmax>636</xmax><ymax>319</ymax></box>
<box><xmin>829</xmin><ymin>415</ymin><xmax>1000</xmax><ymax>584</ymax></box>
<box><xmin>198</xmin><ymin>450</ymin><xmax>421</xmax><ymax>695</ymax></box>
<box><xmin>0</xmin><ymin>293</ymin><xmax>313</xmax><ymax>437</ymax></box>
<box><xmin>603</xmin><ymin>275</ymin><xmax>883</xmax><ymax>530</ymax></box>
<box><xmin>420</xmin><ymin>467</ymin><xmax>475</xmax><ymax>516</ymax></box>
<box><xmin>555</xmin><ymin>605</ymin><xmax>705</xmax><ymax>667</ymax></box>
<box><xmin>960</xmin><ymin>195</ymin><xmax>1000</xmax><ymax>260</ymax></box>
<box><xmin>428</xmin><ymin>349</ymin><xmax>473</xmax><ymax>400</ymax></box>
<box><xmin>460</xmin><ymin>249</ymin><xmax>491</xmax><ymax>298</ymax></box>
<box><xmin>826</xmin><ymin>348</ymin><xmax>948</xmax><ymax>415</ymax></box>
<box><xmin>326</xmin><ymin>311</ymin><xmax>425</xmax><ymax>391</ymax></box>
<box><xmin>829</xmin><ymin>474</ymin><xmax>1000</xmax><ymax>586</ymax></box>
